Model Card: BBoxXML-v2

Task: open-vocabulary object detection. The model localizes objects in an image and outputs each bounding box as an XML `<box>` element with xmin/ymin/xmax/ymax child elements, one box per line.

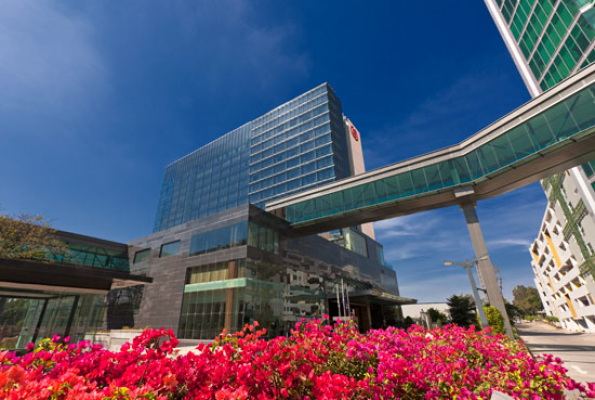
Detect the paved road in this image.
<box><xmin>517</xmin><ymin>322</ymin><xmax>595</xmax><ymax>385</ymax></box>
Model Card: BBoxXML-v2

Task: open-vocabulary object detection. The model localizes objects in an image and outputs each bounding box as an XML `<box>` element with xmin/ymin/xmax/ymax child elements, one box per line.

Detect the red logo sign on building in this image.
<box><xmin>350</xmin><ymin>125</ymin><xmax>359</xmax><ymax>142</ymax></box>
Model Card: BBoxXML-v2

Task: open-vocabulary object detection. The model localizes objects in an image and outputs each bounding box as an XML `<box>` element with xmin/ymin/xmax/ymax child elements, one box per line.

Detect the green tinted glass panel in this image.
<box><xmin>383</xmin><ymin>175</ymin><xmax>400</xmax><ymax>200</ymax></box>
<box><xmin>437</xmin><ymin>160</ymin><xmax>456</xmax><ymax>187</ymax></box>
<box><xmin>535</xmin><ymin>3</ymin><xmax>548</xmax><ymax>26</ymax></box>
<box><xmin>465</xmin><ymin>151</ymin><xmax>484</xmax><ymax>180</ymax></box>
<box><xmin>411</xmin><ymin>169</ymin><xmax>427</xmax><ymax>194</ymax></box>
<box><xmin>519</xmin><ymin>0</ymin><xmax>533</xmax><ymax>14</ymax></box>
<box><xmin>507</xmin><ymin>125</ymin><xmax>536</xmax><ymax>157</ymax></box>
<box><xmin>452</xmin><ymin>158</ymin><xmax>471</xmax><ymax>184</ymax></box>
<box><xmin>490</xmin><ymin>135</ymin><xmax>517</xmax><ymax>167</ymax></box>
<box><xmin>554</xmin><ymin>53</ymin><xmax>570</xmax><ymax>76</ymax></box>
<box><xmin>479</xmin><ymin>144</ymin><xmax>501</xmax><ymax>172</ymax></box>
<box><xmin>160</xmin><ymin>241</ymin><xmax>180</xmax><ymax>258</ymax></box>
<box><xmin>424</xmin><ymin>164</ymin><xmax>443</xmax><ymax>191</ymax></box>
<box><xmin>520</xmin><ymin>39</ymin><xmax>532</xmax><ymax>58</ymax></box>
<box><xmin>502</xmin><ymin>0</ymin><xmax>517</xmax><ymax>22</ymax></box>
<box><xmin>571</xmin><ymin>25</ymin><xmax>590</xmax><ymax>52</ymax></box>
<box><xmin>578</xmin><ymin>12</ymin><xmax>595</xmax><ymax>40</ymax></box>
<box><xmin>374</xmin><ymin>180</ymin><xmax>388</xmax><ymax>203</ymax></box>
<box><xmin>397</xmin><ymin>172</ymin><xmax>414</xmax><ymax>197</ymax></box>
<box><xmin>560</xmin><ymin>44</ymin><xmax>578</xmax><ymax>69</ymax></box>
<box><xmin>542</xmin><ymin>29</ymin><xmax>558</xmax><ymax>55</ymax></box>
<box><xmin>573</xmin><ymin>0</ymin><xmax>591</xmax><ymax>7</ymax></box>
<box><xmin>582</xmin><ymin>161</ymin><xmax>595</xmax><ymax>178</ymax></box>
<box><xmin>133</xmin><ymin>249</ymin><xmax>151</xmax><ymax>264</ymax></box>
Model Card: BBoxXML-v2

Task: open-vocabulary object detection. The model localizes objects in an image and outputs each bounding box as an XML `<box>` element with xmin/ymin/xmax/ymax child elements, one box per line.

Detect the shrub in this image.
<box><xmin>483</xmin><ymin>305</ymin><xmax>505</xmax><ymax>335</ymax></box>
<box><xmin>0</xmin><ymin>319</ymin><xmax>593</xmax><ymax>399</ymax></box>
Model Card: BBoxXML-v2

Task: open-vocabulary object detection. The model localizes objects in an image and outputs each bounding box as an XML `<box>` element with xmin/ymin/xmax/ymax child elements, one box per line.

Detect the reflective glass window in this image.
<box><xmin>317</xmin><ymin>168</ymin><xmax>334</xmax><ymax>181</ymax></box>
<box><xmin>302</xmin><ymin>173</ymin><xmax>317</xmax><ymax>186</ymax></box>
<box><xmin>189</xmin><ymin>222</ymin><xmax>248</xmax><ymax>256</ymax></box>
<box><xmin>581</xmin><ymin>161</ymin><xmax>595</xmax><ymax>178</ymax></box>
<box><xmin>160</xmin><ymin>241</ymin><xmax>180</xmax><ymax>258</ymax></box>
<box><xmin>133</xmin><ymin>249</ymin><xmax>151</xmax><ymax>264</ymax></box>
<box><xmin>301</xmin><ymin>162</ymin><xmax>316</xmax><ymax>175</ymax></box>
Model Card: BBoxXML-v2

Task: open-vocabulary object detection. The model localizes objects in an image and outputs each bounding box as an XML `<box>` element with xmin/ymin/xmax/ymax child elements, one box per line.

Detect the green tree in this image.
<box><xmin>447</xmin><ymin>294</ymin><xmax>478</xmax><ymax>328</ymax></box>
<box><xmin>0</xmin><ymin>298</ymin><xmax>28</xmax><ymax>335</ymax></box>
<box><xmin>0</xmin><ymin>214</ymin><xmax>67</xmax><ymax>262</ymax></box>
<box><xmin>483</xmin><ymin>305</ymin><xmax>505</xmax><ymax>334</ymax></box>
<box><xmin>512</xmin><ymin>285</ymin><xmax>544</xmax><ymax>316</ymax></box>
<box><xmin>505</xmin><ymin>300</ymin><xmax>522</xmax><ymax>323</ymax></box>
<box><xmin>426</xmin><ymin>308</ymin><xmax>448</xmax><ymax>325</ymax></box>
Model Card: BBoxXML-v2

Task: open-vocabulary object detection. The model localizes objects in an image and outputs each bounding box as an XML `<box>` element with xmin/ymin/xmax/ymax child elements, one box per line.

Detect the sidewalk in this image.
<box><xmin>516</xmin><ymin>322</ymin><xmax>595</xmax><ymax>384</ymax></box>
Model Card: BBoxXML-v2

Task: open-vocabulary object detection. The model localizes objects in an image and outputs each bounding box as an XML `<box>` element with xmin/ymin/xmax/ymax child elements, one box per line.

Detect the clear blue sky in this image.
<box><xmin>0</xmin><ymin>1</ymin><xmax>543</xmax><ymax>302</ymax></box>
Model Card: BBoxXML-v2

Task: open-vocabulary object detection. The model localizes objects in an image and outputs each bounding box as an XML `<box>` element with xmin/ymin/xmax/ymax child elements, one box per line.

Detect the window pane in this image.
<box><xmin>490</xmin><ymin>135</ymin><xmax>517</xmax><ymax>168</ymax></box>
<box><xmin>133</xmin><ymin>249</ymin><xmax>151</xmax><ymax>264</ymax></box>
<box><xmin>160</xmin><ymin>241</ymin><xmax>180</xmax><ymax>258</ymax></box>
<box><xmin>189</xmin><ymin>222</ymin><xmax>248</xmax><ymax>256</ymax></box>
<box><xmin>506</xmin><ymin>125</ymin><xmax>536</xmax><ymax>158</ymax></box>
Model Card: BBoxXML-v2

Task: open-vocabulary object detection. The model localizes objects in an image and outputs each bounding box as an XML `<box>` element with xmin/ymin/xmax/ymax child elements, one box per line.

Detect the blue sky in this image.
<box><xmin>0</xmin><ymin>0</ymin><xmax>544</xmax><ymax>302</ymax></box>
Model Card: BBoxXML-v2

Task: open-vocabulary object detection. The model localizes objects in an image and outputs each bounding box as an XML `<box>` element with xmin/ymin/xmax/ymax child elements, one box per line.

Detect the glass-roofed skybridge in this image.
<box><xmin>266</xmin><ymin>63</ymin><xmax>595</xmax><ymax>236</ymax></box>
<box><xmin>267</xmin><ymin>62</ymin><xmax>595</xmax><ymax>338</ymax></box>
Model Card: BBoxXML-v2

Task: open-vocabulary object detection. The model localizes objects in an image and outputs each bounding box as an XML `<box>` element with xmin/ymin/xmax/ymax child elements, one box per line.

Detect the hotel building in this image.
<box><xmin>126</xmin><ymin>84</ymin><xmax>413</xmax><ymax>341</ymax></box>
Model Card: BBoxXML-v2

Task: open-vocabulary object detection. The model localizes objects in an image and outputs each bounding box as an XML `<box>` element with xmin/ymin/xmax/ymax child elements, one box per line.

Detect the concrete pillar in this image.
<box><xmin>461</xmin><ymin>204</ymin><xmax>514</xmax><ymax>338</ymax></box>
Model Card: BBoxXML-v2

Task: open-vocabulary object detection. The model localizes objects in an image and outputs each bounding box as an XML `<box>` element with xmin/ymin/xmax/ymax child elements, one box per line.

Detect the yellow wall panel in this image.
<box><xmin>544</xmin><ymin>233</ymin><xmax>562</xmax><ymax>268</ymax></box>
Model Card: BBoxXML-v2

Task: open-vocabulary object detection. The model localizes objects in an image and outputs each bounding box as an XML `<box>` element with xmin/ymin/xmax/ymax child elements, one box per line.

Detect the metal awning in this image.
<box><xmin>348</xmin><ymin>288</ymin><xmax>417</xmax><ymax>305</ymax></box>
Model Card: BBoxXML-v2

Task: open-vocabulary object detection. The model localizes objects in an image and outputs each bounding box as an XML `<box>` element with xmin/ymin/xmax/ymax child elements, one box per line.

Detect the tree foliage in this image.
<box><xmin>447</xmin><ymin>294</ymin><xmax>478</xmax><ymax>328</ymax></box>
<box><xmin>0</xmin><ymin>214</ymin><xmax>67</xmax><ymax>262</ymax></box>
<box><xmin>483</xmin><ymin>305</ymin><xmax>505</xmax><ymax>334</ymax></box>
<box><xmin>504</xmin><ymin>300</ymin><xmax>522</xmax><ymax>322</ymax></box>
<box><xmin>426</xmin><ymin>308</ymin><xmax>448</xmax><ymax>325</ymax></box>
<box><xmin>512</xmin><ymin>285</ymin><xmax>544</xmax><ymax>316</ymax></box>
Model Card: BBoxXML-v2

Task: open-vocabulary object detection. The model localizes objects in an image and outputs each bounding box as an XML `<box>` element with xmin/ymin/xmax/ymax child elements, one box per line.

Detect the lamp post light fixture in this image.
<box><xmin>443</xmin><ymin>257</ymin><xmax>489</xmax><ymax>329</ymax></box>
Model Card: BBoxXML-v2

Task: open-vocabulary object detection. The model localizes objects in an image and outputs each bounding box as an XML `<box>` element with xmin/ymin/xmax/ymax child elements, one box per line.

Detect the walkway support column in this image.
<box><xmin>460</xmin><ymin>203</ymin><xmax>514</xmax><ymax>338</ymax></box>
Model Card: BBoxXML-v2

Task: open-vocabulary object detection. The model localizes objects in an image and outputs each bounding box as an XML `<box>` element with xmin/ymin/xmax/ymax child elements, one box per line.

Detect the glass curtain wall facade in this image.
<box><xmin>489</xmin><ymin>0</ymin><xmax>595</xmax><ymax>178</ymax></box>
<box><xmin>153</xmin><ymin>83</ymin><xmax>351</xmax><ymax>232</ymax></box>
<box><xmin>495</xmin><ymin>0</ymin><xmax>595</xmax><ymax>92</ymax></box>
<box><xmin>154</xmin><ymin>124</ymin><xmax>251</xmax><ymax>232</ymax></box>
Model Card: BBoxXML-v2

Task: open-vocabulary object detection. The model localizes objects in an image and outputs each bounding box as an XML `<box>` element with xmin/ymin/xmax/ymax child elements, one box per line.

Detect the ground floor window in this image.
<box><xmin>0</xmin><ymin>293</ymin><xmax>105</xmax><ymax>350</ymax></box>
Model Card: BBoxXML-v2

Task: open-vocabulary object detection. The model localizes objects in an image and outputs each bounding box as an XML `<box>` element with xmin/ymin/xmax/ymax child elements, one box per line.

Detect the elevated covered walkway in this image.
<box><xmin>266</xmin><ymin>64</ymin><xmax>595</xmax><ymax>236</ymax></box>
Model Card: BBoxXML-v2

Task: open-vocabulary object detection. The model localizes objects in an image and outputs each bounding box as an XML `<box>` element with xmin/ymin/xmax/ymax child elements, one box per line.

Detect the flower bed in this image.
<box><xmin>1</xmin><ymin>318</ymin><xmax>593</xmax><ymax>399</ymax></box>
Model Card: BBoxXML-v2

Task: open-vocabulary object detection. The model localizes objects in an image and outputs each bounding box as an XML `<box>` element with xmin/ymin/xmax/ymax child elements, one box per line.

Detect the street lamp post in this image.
<box><xmin>444</xmin><ymin>258</ymin><xmax>489</xmax><ymax>330</ymax></box>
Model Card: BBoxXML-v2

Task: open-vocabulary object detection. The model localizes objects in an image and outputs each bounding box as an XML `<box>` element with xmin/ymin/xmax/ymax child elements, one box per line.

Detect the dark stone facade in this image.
<box><xmin>124</xmin><ymin>205</ymin><xmax>411</xmax><ymax>340</ymax></box>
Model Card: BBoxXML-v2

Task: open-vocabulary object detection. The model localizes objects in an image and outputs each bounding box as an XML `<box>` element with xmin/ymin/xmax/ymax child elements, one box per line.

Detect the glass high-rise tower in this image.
<box><xmin>153</xmin><ymin>83</ymin><xmax>353</xmax><ymax>232</ymax></box>
<box><xmin>486</xmin><ymin>0</ymin><xmax>595</xmax><ymax>94</ymax></box>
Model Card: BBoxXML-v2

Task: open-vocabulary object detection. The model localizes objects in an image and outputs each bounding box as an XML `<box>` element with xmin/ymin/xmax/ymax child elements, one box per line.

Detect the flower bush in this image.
<box><xmin>1</xmin><ymin>317</ymin><xmax>593</xmax><ymax>399</ymax></box>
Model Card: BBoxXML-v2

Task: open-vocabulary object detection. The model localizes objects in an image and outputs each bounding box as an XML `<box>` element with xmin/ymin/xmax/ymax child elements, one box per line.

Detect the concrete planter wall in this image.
<box><xmin>87</xmin><ymin>330</ymin><xmax>144</xmax><ymax>351</ymax></box>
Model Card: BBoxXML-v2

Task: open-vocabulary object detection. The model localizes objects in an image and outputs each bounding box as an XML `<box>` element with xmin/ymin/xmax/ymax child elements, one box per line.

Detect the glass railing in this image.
<box><xmin>285</xmin><ymin>84</ymin><xmax>595</xmax><ymax>224</ymax></box>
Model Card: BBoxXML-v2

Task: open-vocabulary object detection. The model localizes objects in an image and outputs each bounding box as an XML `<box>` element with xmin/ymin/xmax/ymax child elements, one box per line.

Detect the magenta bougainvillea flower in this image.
<box><xmin>0</xmin><ymin>318</ymin><xmax>593</xmax><ymax>399</ymax></box>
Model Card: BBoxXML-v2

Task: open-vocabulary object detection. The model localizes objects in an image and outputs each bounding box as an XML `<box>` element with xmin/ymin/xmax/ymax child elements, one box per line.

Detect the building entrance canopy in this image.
<box><xmin>267</xmin><ymin>64</ymin><xmax>595</xmax><ymax>235</ymax></box>
<box><xmin>348</xmin><ymin>288</ymin><xmax>417</xmax><ymax>306</ymax></box>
